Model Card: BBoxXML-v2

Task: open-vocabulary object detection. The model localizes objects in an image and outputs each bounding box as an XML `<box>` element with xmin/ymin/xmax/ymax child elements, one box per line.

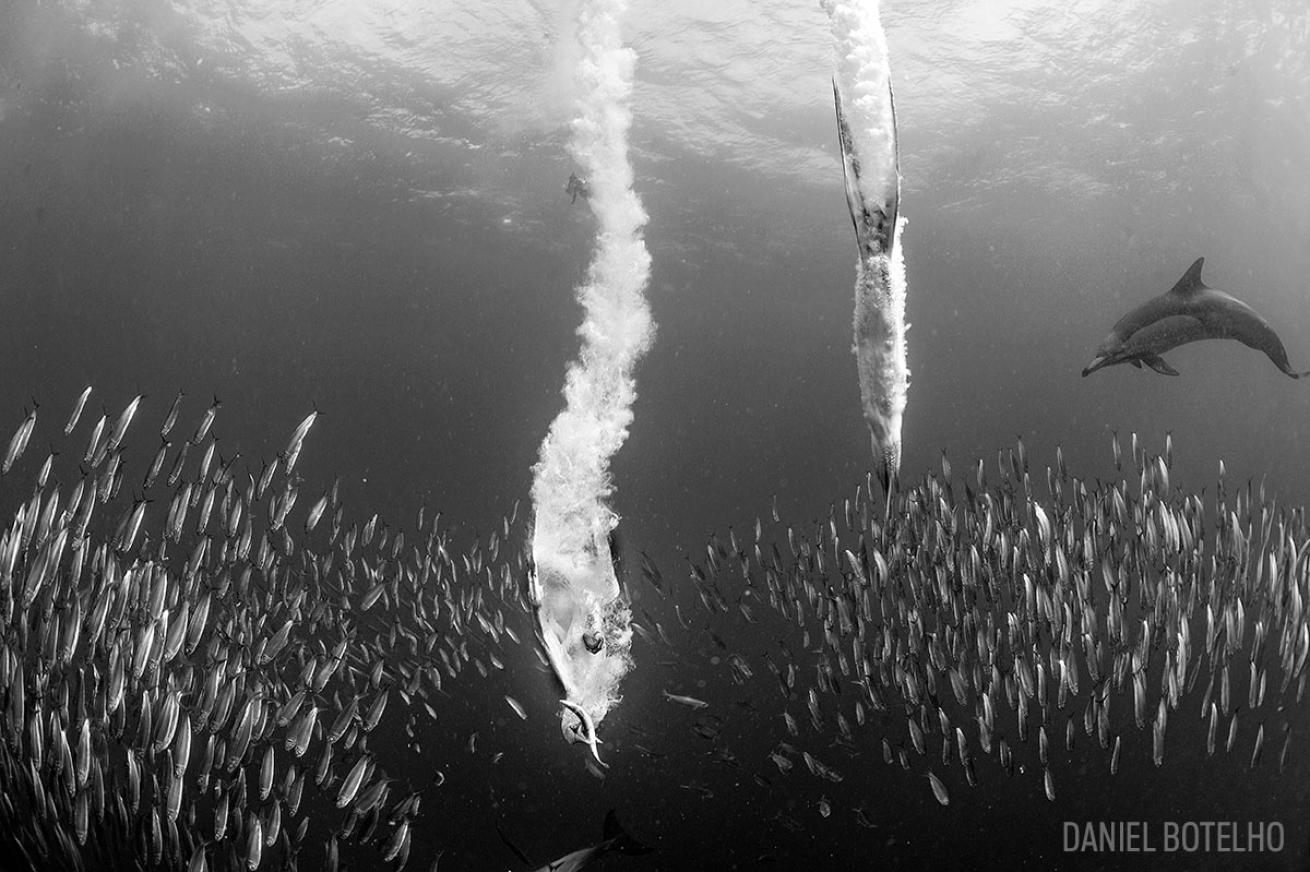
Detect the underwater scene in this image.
<box><xmin>1</xmin><ymin>0</ymin><xmax>1309</xmax><ymax>869</ymax></box>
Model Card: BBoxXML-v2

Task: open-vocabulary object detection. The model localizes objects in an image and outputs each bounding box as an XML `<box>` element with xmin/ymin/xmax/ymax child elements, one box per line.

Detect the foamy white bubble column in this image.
<box><xmin>530</xmin><ymin>0</ymin><xmax>653</xmax><ymax>744</ymax></box>
<box><xmin>824</xmin><ymin>0</ymin><xmax>909</xmax><ymax>492</ymax></box>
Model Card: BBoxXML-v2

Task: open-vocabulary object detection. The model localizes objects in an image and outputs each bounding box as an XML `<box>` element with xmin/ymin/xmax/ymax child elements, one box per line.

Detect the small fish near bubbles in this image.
<box><xmin>662</xmin><ymin>690</ymin><xmax>709</xmax><ymax>710</ymax></box>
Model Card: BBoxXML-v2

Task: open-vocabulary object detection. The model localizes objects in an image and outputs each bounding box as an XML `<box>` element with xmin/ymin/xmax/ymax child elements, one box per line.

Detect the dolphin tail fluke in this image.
<box><xmin>832</xmin><ymin>78</ymin><xmax>899</xmax><ymax>259</ymax></box>
<box><xmin>602</xmin><ymin>811</ymin><xmax>651</xmax><ymax>856</ymax></box>
<box><xmin>1250</xmin><ymin>334</ymin><xmax>1309</xmax><ymax>379</ymax></box>
<box><xmin>1273</xmin><ymin>358</ymin><xmax>1310</xmax><ymax>378</ymax></box>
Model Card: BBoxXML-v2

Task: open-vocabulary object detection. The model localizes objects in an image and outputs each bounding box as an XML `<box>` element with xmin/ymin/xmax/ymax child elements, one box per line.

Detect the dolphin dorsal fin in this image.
<box><xmin>1169</xmin><ymin>257</ymin><xmax>1207</xmax><ymax>297</ymax></box>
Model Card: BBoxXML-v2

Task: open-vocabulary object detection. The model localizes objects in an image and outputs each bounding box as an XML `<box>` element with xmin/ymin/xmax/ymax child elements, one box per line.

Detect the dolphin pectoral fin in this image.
<box><xmin>1141</xmin><ymin>355</ymin><xmax>1180</xmax><ymax>376</ymax></box>
<box><xmin>1129</xmin><ymin>359</ymin><xmax>1143</xmax><ymax>369</ymax></box>
<box><xmin>832</xmin><ymin>78</ymin><xmax>898</xmax><ymax>259</ymax></box>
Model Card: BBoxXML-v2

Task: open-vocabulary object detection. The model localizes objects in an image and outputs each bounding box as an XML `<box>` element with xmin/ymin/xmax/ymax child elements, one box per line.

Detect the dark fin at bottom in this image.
<box><xmin>496</xmin><ymin>822</ymin><xmax>533</xmax><ymax>867</ymax></box>
<box><xmin>603</xmin><ymin>810</ymin><xmax>651</xmax><ymax>855</ymax></box>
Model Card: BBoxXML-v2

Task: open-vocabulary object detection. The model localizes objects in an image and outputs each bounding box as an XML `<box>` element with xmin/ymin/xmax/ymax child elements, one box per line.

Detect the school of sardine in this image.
<box><xmin>0</xmin><ymin>389</ymin><xmax>541</xmax><ymax>871</ymax></box>
<box><xmin>643</xmin><ymin>431</ymin><xmax>1306</xmax><ymax>823</ymax></box>
<box><xmin>0</xmin><ymin>389</ymin><xmax>1305</xmax><ymax>868</ymax></box>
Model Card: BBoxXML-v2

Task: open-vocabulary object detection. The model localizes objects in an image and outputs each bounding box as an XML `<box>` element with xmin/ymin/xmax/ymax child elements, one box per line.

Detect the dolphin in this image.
<box><xmin>1082</xmin><ymin>258</ymin><xmax>1310</xmax><ymax>379</ymax></box>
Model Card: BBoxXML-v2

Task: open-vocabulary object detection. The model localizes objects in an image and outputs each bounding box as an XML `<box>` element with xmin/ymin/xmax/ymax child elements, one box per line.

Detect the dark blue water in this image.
<box><xmin>2</xmin><ymin>1</ymin><xmax>1310</xmax><ymax>869</ymax></box>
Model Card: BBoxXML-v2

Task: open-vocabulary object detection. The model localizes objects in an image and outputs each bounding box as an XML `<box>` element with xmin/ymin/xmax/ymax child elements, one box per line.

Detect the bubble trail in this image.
<box><xmin>823</xmin><ymin>0</ymin><xmax>908</xmax><ymax>494</ymax></box>
<box><xmin>529</xmin><ymin>0</ymin><xmax>655</xmax><ymax>745</ymax></box>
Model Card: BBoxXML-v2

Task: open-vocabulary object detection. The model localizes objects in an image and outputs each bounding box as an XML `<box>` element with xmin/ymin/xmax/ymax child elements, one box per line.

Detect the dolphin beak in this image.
<box><xmin>1081</xmin><ymin>357</ymin><xmax>1108</xmax><ymax>378</ymax></box>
